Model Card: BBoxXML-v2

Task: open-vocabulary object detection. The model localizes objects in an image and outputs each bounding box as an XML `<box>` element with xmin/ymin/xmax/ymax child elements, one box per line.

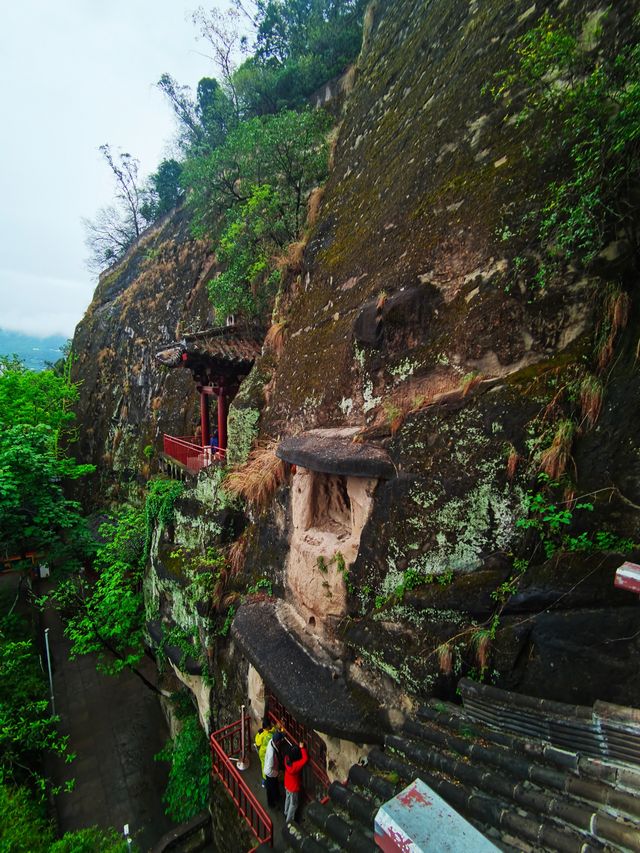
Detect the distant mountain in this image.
<box><xmin>0</xmin><ymin>328</ymin><xmax>68</xmax><ymax>371</ymax></box>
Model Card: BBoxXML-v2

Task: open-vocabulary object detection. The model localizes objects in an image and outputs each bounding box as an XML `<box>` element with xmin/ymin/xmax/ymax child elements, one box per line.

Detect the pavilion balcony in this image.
<box><xmin>162</xmin><ymin>434</ymin><xmax>226</xmax><ymax>474</ymax></box>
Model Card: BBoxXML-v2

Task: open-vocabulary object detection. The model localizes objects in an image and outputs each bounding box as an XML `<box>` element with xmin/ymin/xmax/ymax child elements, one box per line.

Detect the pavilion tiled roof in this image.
<box><xmin>267</xmin><ymin>679</ymin><xmax>640</xmax><ymax>852</ymax></box>
<box><xmin>155</xmin><ymin>324</ymin><xmax>264</xmax><ymax>369</ymax></box>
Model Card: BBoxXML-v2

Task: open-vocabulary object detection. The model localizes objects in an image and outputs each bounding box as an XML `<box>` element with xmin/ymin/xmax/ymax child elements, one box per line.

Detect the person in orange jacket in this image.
<box><xmin>283</xmin><ymin>740</ymin><xmax>308</xmax><ymax>823</ymax></box>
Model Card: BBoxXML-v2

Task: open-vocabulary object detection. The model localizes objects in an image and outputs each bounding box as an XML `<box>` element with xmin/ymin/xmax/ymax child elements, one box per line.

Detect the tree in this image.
<box><xmin>182</xmin><ymin>108</ymin><xmax>330</xmax><ymax>319</ymax></box>
<box><xmin>83</xmin><ymin>146</ymin><xmax>149</xmax><ymax>274</ymax></box>
<box><xmin>0</xmin><ymin>358</ymin><xmax>94</xmax><ymax>566</ymax></box>
<box><xmin>140</xmin><ymin>159</ymin><xmax>184</xmax><ymax>222</ymax></box>
<box><xmin>0</xmin><ymin>609</ymin><xmax>72</xmax><ymax>791</ymax></box>
<box><xmin>48</xmin><ymin>506</ymin><xmax>164</xmax><ymax>696</ymax></box>
<box><xmin>191</xmin><ymin>5</ymin><xmax>249</xmax><ymax>118</ymax></box>
<box><xmin>230</xmin><ymin>0</ymin><xmax>367</xmax><ymax>114</ymax></box>
<box><xmin>157</xmin><ymin>74</ymin><xmax>236</xmax><ymax>156</ymax></box>
<box><xmin>47</xmin><ymin>479</ymin><xmax>183</xmax><ymax>697</ymax></box>
<box><xmin>0</xmin><ymin>784</ymin><xmax>131</xmax><ymax>852</ymax></box>
<box><xmin>183</xmin><ymin>108</ymin><xmax>330</xmax><ymax>237</ymax></box>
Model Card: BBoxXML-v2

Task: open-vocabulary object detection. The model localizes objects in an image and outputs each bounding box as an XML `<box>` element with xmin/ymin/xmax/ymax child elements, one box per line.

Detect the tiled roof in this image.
<box><xmin>278</xmin><ymin>680</ymin><xmax>640</xmax><ymax>852</ymax></box>
<box><xmin>155</xmin><ymin>324</ymin><xmax>263</xmax><ymax>369</ymax></box>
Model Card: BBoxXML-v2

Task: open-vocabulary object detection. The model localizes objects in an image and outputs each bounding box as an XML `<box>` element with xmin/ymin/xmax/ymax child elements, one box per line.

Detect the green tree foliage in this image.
<box><xmin>48</xmin><ymin>506</ymin><xmax>160</xmax><ymax>691</ymax></box>
<box><xmin>0</xmin><ymin>783</ymin><xmax>130</xmax><ymax>853</ymax></box>
<box><xmin>212</xmin><ymin>185</ymin><xmax>288</xmax><ymax>318</ymax></box>
<box><xmin>155</xmin><ymin>703</ymin><xmax>210</xmax><ymax>822</ymax></box>
<box><xmin>48</xmin><ymin>480</ymin><xmax>182</xmax><ymax>695</ymax></box>
<box><xmin>0</xmin><ymin>603</ymin><xmax>71</xmax><ymax>791</ymax></box>
<box><xmin>0</xmin><ymin>358</ymin><xmax>94</xmax><ymax>566</ymax></box>
<box><xmin>490</xmin><ymin>11</ymin><xmax>640</xmax><ymax>269</ymax></box>
<box><xmin>183</xmin><ymin>108</ymin><xmax>330</xmax><ymax>319</ymax></box>
<box><xmin>157</xmin><ymin>74</ymin><xmax>236</xmax><ymax>156</ymax></box>
<box><xmin>242</xmin><ymin>0</ymin><xmax>366</xmax><ymax>110</ymax></box>
<box><xmin>140</xmin><ymin>159</ymin><xmax>184</xmax><ymax>221</ymax></box>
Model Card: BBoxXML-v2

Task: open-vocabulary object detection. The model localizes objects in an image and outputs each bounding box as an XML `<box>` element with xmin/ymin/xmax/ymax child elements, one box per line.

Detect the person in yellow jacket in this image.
<box><xmin>255</xmin><ymin>717</ymin><xmax>276</xmax><ymax>783</ymax></box>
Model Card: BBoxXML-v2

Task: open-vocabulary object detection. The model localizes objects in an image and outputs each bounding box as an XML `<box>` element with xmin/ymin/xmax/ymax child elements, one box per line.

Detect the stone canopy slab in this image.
<box><xmin>231</xmin><ymin>600</ymin><xmax>387</xmax><ymax>743</ymax></box>
<box><xmin>277</xmin><ymin>428</ymin><xmax>395</xmax><ymax>479</ymax></box>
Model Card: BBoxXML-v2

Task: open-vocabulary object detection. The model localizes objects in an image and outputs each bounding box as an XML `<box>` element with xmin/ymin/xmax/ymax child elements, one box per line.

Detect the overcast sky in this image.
<box><xmin>0</xmin><ymin>1</ymin><xmax>219</xmax><ymax>338</ymax></box>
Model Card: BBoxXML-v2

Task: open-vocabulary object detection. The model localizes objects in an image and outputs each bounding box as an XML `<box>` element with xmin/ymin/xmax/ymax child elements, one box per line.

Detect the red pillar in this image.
<box><xmin>200</xmin><ymin>390</ymin><xmax>210</xmax><ymax>447</ymax></box>
<box><xmin>217</xmin><ymin>386</ymin><xmax>227</xmax><ymax>452</ymax></box>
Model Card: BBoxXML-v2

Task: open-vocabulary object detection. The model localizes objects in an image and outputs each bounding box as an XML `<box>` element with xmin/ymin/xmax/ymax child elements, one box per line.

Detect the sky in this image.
<box><xmin>0</xmin><ymin>1</ymin><xmax>219</xmax><ymax>339</ymax></box>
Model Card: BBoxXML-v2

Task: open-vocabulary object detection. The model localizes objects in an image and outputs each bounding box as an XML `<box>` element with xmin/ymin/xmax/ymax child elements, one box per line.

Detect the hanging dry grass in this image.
<box><xmin>460</xmin><ymin>371</ymin><xmax>483</xmax><ymax>397</ymax></box>
<box><xmin>597</xmin><ymin>333</ymin><xmax>615</xmax><ymax>371</ymax></box>
<box><xmin>436</xmin><ymin>643</ymin><xmax>453</xmax><ymax>675</ymax></box>
<box><xmin>506</xmin><ymin>446</ymin><xmax>520</xmax><ymax>480</ymax></box>
<box><xmin>341</xmin><ymin>64</ymin><xmax>357</xmax><ymax>97</ymax></box>
<box><xmin>264</xmin><ymin>321</ymin><xmax>287</xmax><ymax>358</ymax></box>
<box><xmin>579</xmin><ymin>374</ymin><xmax>603</xmax><ymax>427</ymax></box>
<box><xmin>307</xmin><ymin>186</ymin><xmax>325</xmax><ymax>227</ymax></box>
<box><xmin>228</xmin><ymin>534</ymin><xmax>248</xmax><ymax>578</ymax></box>
<box><xmin>472</xmin><ymin>630</ymin><xmax>491</xmax><ymax>671</ymax></box>
<box><xmin>225</xmin><ymin>442</ymin><xmax>286</xmax><ymax>511</ymax></box>
<box><xmin>539</xmin><ymin>419</ymin><xmax>575</xmax><ymax>480</ymax></box>
<box><xmin>376</xmin><ymin>290</ymin><xmax>388</xmax><ymax>311</ymax></box>
<box><xmin>221</xmin><ymin>591</ymin><xmax>242</xmax><ymax>609</ymax></box>
<box><xmin>597</xmin><ymin>288</ymin><xmax>631</xmax><ymax>371</ymax></box>
<box><xmin>611</xmin><ymin>290</ymin><xmax>630</xmax><ymax>331</ymax></box>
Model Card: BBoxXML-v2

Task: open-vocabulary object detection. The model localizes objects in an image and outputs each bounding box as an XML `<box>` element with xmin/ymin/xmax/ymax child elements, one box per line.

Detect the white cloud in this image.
<box><xmin>0</xmin><ymin>269</ymin><xmax>94</xmax><ymax>338</ymax></box>
<box><xmin>0</xmin><ymin>1</ymin><xmax>218</xmax><ymax>339</ymax></box>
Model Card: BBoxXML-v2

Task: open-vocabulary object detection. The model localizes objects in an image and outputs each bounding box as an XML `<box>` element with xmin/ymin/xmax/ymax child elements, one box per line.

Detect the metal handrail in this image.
<box><xmin>210</xmin><ymin>720</ymin><xmax>273</xmax><ymax>848</ymax></box>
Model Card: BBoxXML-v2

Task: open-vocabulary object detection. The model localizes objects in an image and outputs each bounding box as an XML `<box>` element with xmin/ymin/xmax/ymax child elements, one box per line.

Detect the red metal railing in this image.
<box><xmin>162</xmin><ymin>435</ymin><xmax>226</xmax><ymax>473</ymax></box>
<box><xmin>266</xmin><ymin>691</ymin><xmax>330</xmax><ymax>797</ymax></box>
<box><xmin>210</xmin><ymin>718</ymin><xmax>272</xmax><ymax>848</ymax></box>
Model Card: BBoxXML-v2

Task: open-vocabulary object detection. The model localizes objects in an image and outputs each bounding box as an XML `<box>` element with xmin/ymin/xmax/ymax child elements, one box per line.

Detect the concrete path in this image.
<box><xmin>42</xmin><ymin>603</ymin><xmax>176</xmax><ymax>851</ymax></box>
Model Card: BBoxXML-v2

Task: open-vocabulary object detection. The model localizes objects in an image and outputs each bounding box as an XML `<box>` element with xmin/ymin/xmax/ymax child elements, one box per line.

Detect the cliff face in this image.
<box><xmin>242</xmin><ymin>0</ymin><xmax>640</xmax><ymax>708</ymax></box>
<box><xmin>72</xmin><ymin>0</ymin><xmax>640</xmax><ymax>726</ymax></box>
<box><xmin>71</xmin><ymin>209</ymin><xmax>215</xmax><ymax>505</ymax></box>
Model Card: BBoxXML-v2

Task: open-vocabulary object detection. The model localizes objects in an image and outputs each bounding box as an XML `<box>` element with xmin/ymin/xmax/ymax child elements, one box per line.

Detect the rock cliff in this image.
<box><xmin>71</xmin><ymin>209</ymin><xmax>215</xmax><ymax>505</ymax></box>
<box><xmin>71</xmin><ymin>0</ymin><xmax>640</xmax><ymax>742</ymax></box>
<box><xmin>240</xmin><ymin>0</ymin><xmax>640</xmax><ymax>710</ymax></box>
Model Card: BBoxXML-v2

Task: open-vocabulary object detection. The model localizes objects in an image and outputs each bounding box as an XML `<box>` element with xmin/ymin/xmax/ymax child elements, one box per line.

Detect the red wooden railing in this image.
<box><xmin>163</xmin><ymin>435</ymin><xmax>226</xmax><ymax>473</ymax></box>
<box><xmin>210</xmin><ymin>718</ymin><xmax>273</xmax><ymax>848</ymax></box>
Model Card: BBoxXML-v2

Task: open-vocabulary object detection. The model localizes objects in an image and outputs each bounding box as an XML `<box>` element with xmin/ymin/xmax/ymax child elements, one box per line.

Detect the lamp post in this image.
<box><xmin>237</xmin><ymin>704</ymin><xmax>249</xmax><ymax>771</ymax></box>
<box><xmin>44</xmin><ymin>628</ymin><xmax>55</xmax><ymax>715</ymax></box>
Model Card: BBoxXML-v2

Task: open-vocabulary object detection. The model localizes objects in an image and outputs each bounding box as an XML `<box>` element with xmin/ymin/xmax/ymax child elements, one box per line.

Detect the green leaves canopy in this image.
<box><xmin>51</xmin><ymin>507</ymin><xmax>146</xmax><ymax>678</ymax></box>
<box><xmin>490</xmin><ymin>11</ymin><xmax>640</xmax><ymax>267</ymax></box>
<box><xmin>0</xmin><ymin>358</ymin><xmax>94</xmax><ymax>565</ymax></box>
<box><xmin>183</xmin><ymin>108</ymin><xmax>330</xmax><ymax>319</ymax></box>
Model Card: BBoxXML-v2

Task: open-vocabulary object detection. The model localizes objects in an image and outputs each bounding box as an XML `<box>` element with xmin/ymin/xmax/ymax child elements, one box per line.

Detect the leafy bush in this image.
<box><xmin>0</xmin><ymin>358</ymin><xmax>94</xmax><ymax>565</ymax></box>
<box><xmin>155</xmin><ymin>714</ymin><xmax>210</xmax><ymax>822</ymax></box>
<box><xmin>50</xmin><ymin>506</ymin><xmax>147</xmax><ymax>679</ymax></box>
<box><xmin>144</xmin><ymin>478</ymin><xmax>184</xmax><ymax>562</ymax></box>
<box><xmin>0</xmin><ymin>784</ymin><xmax>130</xmax><ymax>853</ymax></box>
<box><xmin>489</xmin><ymin>11</ymin><xmax>640</xmax><ymax>272</ymax></box>
<box><xmin>183</xmin><ymin>108</ymin><xmax>330</xmax><ymax>320</ymax></box>
<box><xmin>0</xmin><ymin>599</ymin><xmax>72</xmax><ymax>792</ymax></box>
